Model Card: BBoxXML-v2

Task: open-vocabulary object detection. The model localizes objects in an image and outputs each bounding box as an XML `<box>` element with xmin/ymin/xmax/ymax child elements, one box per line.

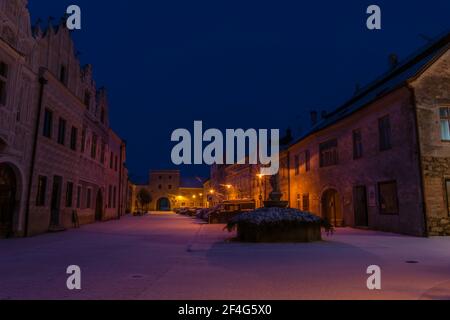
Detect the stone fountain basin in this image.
<box><xmin>226</xmin><ymin>208</ymin><xmax>331</xmax><ymax>243</ymax></box>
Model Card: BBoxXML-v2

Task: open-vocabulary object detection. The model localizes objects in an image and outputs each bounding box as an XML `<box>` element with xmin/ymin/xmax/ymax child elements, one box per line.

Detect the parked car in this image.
<box><xmin>208</xmin><ymin>200</ymin><xmax>256</xmax><ymax>224</ymax></box>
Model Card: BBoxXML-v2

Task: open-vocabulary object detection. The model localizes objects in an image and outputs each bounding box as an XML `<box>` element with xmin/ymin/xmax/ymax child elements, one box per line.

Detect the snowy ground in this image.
<box><xmin>0</xmin><ymin>213</ymin><xmax>449</xmax><ymax>300</ymax></box>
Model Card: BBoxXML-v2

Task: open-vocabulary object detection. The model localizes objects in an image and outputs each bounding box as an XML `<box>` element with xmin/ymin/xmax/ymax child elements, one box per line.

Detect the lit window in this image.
<box><xmin>440</xmin><ymin>107</ymin><xmax>450</xmax><ymax>141</ymax></box>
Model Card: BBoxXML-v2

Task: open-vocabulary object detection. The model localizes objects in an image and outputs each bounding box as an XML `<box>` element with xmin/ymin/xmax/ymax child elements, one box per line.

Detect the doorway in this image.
<box><xmin>354</xmin><ymin>186</ymin><xmax>369</xmax><ymax>227</ymax></box>
<box><xmin>0</xmin><ymin>164</ymin><xmax>17</xmax><ymax>238</ymax></box>
<box><xmin>95</xmin><ymin>190</ymin><xmax>103</xmax><ymax>221</ymax></box>
<box><xmin>157</xmin><ymin>197</ymin><xmax>171</xmax><ymax>211</ymax></box>
<box><xmin>50</xmin><ymin>176</ymin><xmax>62</xmax><ymax>227</ymax></box>
<box><xmin>322</xmin><ymin>189</ymin><xmax>343</xmax><ymax>227</ymax></box>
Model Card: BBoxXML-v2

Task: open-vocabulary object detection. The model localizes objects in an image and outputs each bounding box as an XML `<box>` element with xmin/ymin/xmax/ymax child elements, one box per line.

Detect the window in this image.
<box><xmin>110</xmin><ymin>152</ymin><xmax>114</xmax><ymax>169</ymax></box>
<box><xmin>294</xmin><ymin>155</ymin><xmax>300</xmax><ymax>176</ymax></box>
<box><xmin>43</xmin><ymin>109</ymin><xmax>53</xmax><ymax>138</ymax></box>
<box><xmin>91</xmin><ymin>134</ymin><xmax>97</xmax><ymax>159</ymax></box>
<box><xmin>353</xmin><ymin>129</ymin><xmax>363</xmax><ymax>159</ymax></box>
<box><xmin>440</xmin><ymin>107</ymin><xmax>450</xmax><ymax>141</ymax></box>
<box><xmin>296</xmin><ymin>194</ymin><xmax>301</xmax><ymax>209</ymax></box>
<box><xmin>84</xmin><ymin>91</ymin><xmax>91</xmax><ymax>109</ymax></box>
<box><xmin>320</xmin><ymin>139</ymin><xmax>338</xmax><ymax>167</ymax></box>
<box><xmin>59</xmin><ymin>65</ymin><xmax>68</xmax><ymax>85</ymax></box>
<box><xmin>101</xmin><ymin>107</ymin><xmax>105</xmax><ymax>124</ymax></box>
<box><xmin>379</xmin><ymin>115</ymin><xmax>392</xmax><ymax>151</ymax></box>
<box><xmin>81</xmin><ymin>127</ymin><xmax>86</xmax><ymax>152</ymax></box>
<box><xmin>36</xmin><ymin>176</ymin><xmax>47</xmax><ymax>206</ymax></box>
<box><xmin>378</xmin><ymin>181</ymin><xmax>399</xmax><ymax>215</ymax></box>
<box><xmin>168</xmin><ymin>185</ymin><xmax>172</xmax><ymax>190</ymax></box>
<box><xmin>305</xmin><ymin>150</ymin><xmax>310</xmax><ymax>172</ymax></box>
<box><xmin>100</xmin><ymin>142</ymin><xmax>106</xmax><ymax>164</ymax></box>
<box><xmin>76</xmin><ymin>186</ymin><xmax>81</xmax><ymax>209</ymax></box>
<box><xmin>158</xmin><ymin>185</ymin><xmax>162</xmax><ymax>190</ymax></box>
<box><xmin>66</xmin><ymin>182</ymin><xmax>74</xmax><ymax>208</ymax></box>
<box><xmin>113</xmin><ymin>186</ymin><xmax>117</xmax><ymax>209</ymax></box>
<box><xmin>57</xmin><ymin>118</ymin><xmax>66</xmax><ymax>145</ymax></box>
<box><xmin>108</xmin><ymin>185</ymin><xmax>112</xmax><ymax>208</ymax></box>
<box><xmin>86</xmin><ymin>188</ymin><xmax>92</xmax><ymax>209</ymax></box>
<box><xmin>115</xmin><ymin>156</ymin><xmax>118</xmax><ymax>172</ymax></box>
<box><xmin>302</xmin><ymin>194</ymin><xmax>310</xmax><ymax>212</ymax></box>
<box><xmin>70</xmin><ymin>127</ymin><xmax>78</xmax><ymax>151</ymax></box>
<box><xmin>0</xmin><ymin>61</ymin><xmax>8</xmax><ymax>105</ymax></box>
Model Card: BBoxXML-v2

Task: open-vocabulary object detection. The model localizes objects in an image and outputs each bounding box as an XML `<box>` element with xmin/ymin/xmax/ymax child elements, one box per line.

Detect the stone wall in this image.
<box><xmin>411</xmin><ymin>48</ymin><xmax>450</xmax><ymax>236</ymax></box>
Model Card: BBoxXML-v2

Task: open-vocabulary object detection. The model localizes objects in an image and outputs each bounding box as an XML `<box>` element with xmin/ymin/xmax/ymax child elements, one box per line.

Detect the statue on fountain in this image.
<box><xmin>264</xmin><ymin>173</ymin><xmax>289</xmax><ymax>208</ymax></box>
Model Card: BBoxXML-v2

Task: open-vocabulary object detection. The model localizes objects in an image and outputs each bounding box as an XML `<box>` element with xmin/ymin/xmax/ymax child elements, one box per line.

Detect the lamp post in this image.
<box><xmin>258</xmin><ymin>174</ymin><xmax>264</xmax><ymax>208</ymax></box>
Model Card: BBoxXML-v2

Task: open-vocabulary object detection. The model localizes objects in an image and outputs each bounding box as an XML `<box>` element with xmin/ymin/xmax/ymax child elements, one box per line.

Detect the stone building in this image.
<box><xmin>131</xmin><ymin>170</ymin><xmax>204</xmax><ymax>212</ymax></box>
<box><xmin>209</xmin><ymin>32</ymin><xmax>450</xmax><ymax>237</ymax></box>
<box><xmin>0</xmin><ymin>0</ymin><xmax>128</xmax><ymax>237</ymax></box>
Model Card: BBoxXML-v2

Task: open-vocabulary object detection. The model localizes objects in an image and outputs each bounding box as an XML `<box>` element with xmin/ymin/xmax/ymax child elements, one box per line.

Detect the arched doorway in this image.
<box><xmin>322</xmin><ymin>189</ymin><xmax>343</xmax><ymax>227</ymax></box>
<box><xmin>0</xmin><ymin>164</ymin><xmax>17</xmax><ymax>238</ymax></box>
<box><xmin>95</xmin><ymin>190</ymin><xmax>103</xmax><ymax>221</ymax></box>
<box><xmin>157</xmin><ymin>197</ymin><xmax>171</xmax><ymax>211</ymax></box>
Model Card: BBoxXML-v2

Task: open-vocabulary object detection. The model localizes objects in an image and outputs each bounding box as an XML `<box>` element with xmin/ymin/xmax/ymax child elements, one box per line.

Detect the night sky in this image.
<box><xmin>28</xmin><ymin>0</ymin><xmax>450</xmax><ymax>183</ymax></box>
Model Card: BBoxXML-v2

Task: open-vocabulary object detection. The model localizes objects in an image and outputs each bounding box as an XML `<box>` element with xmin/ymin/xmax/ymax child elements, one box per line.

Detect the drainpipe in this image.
<box><xmin>407</xmin><ymin>85</ymin><xmax>429</xmax><ymax>237</ymax></box>
<box><xmin>117</xmin><ymin>142</ymin><xmax>124</xmax><ymax>220</ymax></box>
<box><xmin>24</xmin><ymin>75</ymin><xmax>47</xmax><ymax>237</ymax></box>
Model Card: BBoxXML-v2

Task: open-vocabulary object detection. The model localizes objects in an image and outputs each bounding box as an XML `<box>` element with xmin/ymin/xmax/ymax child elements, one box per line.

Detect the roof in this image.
<box><xmin>290</xmin><ymin>31</ymin><xmax>450</xmax><ymax>147</ymax></box>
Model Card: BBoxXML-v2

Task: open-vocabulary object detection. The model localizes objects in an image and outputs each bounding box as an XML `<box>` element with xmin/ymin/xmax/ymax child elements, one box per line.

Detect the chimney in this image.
<box><xmin>389</xmin><ymin>53</ymin><xmax>399</xmax><ymax>69</ymax></box>
<box><xmin>310</xmin><ymin>111</ymin><xmax>318</xmax><ymax>126</ymax></box>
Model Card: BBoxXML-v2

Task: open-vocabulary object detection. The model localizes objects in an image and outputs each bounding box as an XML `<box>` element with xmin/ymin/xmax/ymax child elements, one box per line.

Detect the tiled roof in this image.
<box><xmin>290</xmin><ymin>31</ymin><xmax>450</xmax><ymax>147</ymax></box>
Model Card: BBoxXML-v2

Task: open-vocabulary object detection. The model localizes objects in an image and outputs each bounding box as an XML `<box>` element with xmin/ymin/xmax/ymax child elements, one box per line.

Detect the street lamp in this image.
<box><xmin>258</xmin><ymin>174</ymin><xmax>264</xmax><ymax>208</ymax></box>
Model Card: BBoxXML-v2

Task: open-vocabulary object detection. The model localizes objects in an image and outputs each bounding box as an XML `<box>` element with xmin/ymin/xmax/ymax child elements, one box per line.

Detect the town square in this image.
<box><xmin>1</xmin><ymin>0</ymin><xmax>450</xmax><ymax>303</ymax></box>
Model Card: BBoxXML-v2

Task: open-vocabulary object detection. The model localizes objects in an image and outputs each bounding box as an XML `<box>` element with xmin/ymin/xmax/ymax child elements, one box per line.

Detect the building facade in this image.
<box><xmin>131</xmin><ymin>170</ymin><xmax>204</xmax><ymax>212</ymax></box>
<box><xmin>209</xmin><ymin>33</ymin><xmax>450</xmax><ymax>237</ymax></box>
<box><xmin>0</xmin><ymin>0</ymin><xmax>128</xmax><ymax>237</ymax></box>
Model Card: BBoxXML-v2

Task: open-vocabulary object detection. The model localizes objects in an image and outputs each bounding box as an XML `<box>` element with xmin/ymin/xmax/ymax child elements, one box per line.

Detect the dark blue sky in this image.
<box><xmin>29</xmin><ymin>0</ymin><xmax>450</xmax><ymax>183</ymax></box>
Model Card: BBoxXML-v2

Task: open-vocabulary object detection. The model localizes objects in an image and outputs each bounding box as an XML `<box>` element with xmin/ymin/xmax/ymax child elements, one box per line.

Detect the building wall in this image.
<box><xmin>208</xmin><ymin>87</ymin><xmax>425</xmax><ymax>236</ymax></box>
<box><xmin>288</xmin><ymin>87</ymin><xmax>425</xmax><ymax>236</ymax></box>
<box><xmin>130</xmin><ymin>170</ymin><xmax>205</xmax><ymax>211</ymax></box>
<box><xmin>0</xmin><ymin>1</ymin><xmax>128</xmax><ymax>237</ymax></box>
<box><xmin>411</xmin><ymin>49</ymin><xmax>450</xmax><ymax>236</ymax></box>
<box><xmin>0</xmin><ymin>0</ymin><xmax>39</xmax><ymax>237</ymax></box>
